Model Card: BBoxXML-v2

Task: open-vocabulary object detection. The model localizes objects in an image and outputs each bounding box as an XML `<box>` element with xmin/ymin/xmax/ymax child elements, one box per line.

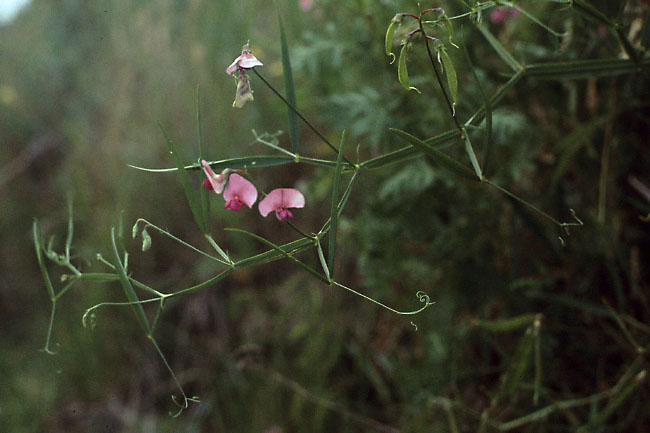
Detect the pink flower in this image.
<box><xmin>201</xmin><ymin>160</ymin><xmax>230</xmax><ymax>193</ymax></box>
<box><xmin>258</xmin><ymin>188</ymin><xmax>305</xmax><ymax>220</ymax></box>
<box><xmin>490</xmin><ymin>7</ymin><xmax>519</xmax><ymax>24</ymax></box>
<box><xmin>226</xmin><ymin>43</ymin><xmax>263</xmax><ymax>76</ymax></box>
<box><xmin>299</xmin><ymin>0</ymin><xmax>314</xmax><ymax>12</ymax></box>
<box><xmin>223</xmin><ymin>174</ymin><xmax>258</xmax><ymax>211</ymax></box>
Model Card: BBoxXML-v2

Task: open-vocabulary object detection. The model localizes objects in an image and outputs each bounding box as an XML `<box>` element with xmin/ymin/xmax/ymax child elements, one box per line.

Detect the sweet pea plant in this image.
<box><xmin>33</xmin><ymin>0</ymin><xmax>649</xmax><ymax>425</ymax></box>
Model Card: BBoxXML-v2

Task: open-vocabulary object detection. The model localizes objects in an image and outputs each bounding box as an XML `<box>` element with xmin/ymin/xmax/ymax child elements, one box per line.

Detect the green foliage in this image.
<box><xmin>3</xmin><ymin>0</ymin><xmax>650</xmax><ymax>432</ymax></box>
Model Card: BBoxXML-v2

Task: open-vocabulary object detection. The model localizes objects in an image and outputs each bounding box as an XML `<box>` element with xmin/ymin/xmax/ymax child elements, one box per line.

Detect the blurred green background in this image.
<box><xmin>1</xmin><ymin>0</ymin><xmax>649</xmax><ymax>432</ymax></box>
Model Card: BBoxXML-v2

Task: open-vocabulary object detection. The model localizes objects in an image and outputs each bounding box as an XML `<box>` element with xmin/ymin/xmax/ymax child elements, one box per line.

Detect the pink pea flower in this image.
<box><xmin>201</xmin><ymin>159</ymin><xmax>230</xmax><ymax>193</ymax></box>
<box><xmin>223</xmin><ymin>174</ymin><xmax>258</xmax><ymax>211</ymax></box>
<box><xmin>226</xmin><ymin>42</ymin><xmax>263</xmax><ymax>76</ymax></box>
<box><xmin>258</xmin><ymin>188</ymin><xmax>305</xmax><ymax>221</ymax></box>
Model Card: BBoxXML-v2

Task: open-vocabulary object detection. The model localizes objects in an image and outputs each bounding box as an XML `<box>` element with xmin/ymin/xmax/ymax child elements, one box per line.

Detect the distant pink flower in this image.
<box><xmin>259</xmin><ymin>188</ymin><xmax>305</xmax><ymax>220</ymax></box>
<box><xmin>201</xmin><ymin>160</ymin><xmax>229</xmax><ymax>193</ymax></box>
<box><xmin>299</xmin><ymin>0</ymin><xmax>314</xmax><ymax>12</ymax></box>
<box><xmin>226</xmin><ymin>43</ymin><xmax>263</xmax><ymax>76</ymax></box>
<box><xmin>223</xmin><ymin>174</ymin><xmax>258</xmax><ymax>211</ymax></box>
<box><xmin>490</xmin><ymin>7</ymin><xmax>519</xmax><ymax>24</ymax></box>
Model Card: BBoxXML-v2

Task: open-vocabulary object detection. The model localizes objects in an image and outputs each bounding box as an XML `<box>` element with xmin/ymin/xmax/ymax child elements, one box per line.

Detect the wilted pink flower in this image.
<box><xmin>232</xmin><ymin>70</ymin><xmax>255</xmax><ymax>108</ymax></box>
<box><xmin>258</xmin><ymin>188</ymin><xmax>305</xmax><ymax>220</ymax></box>
<box><xmin>226</xmin><ymin>43</ymin><xmax>263</xmax><ymax>76</ymax></box>
<box><xmin>202</xmin><ymin>160</ymin><xmax>230</xmax><ymax>193</ymax></box>
<box><xmin>223</xmin><ymin>174</ymin><xmax>258</xmax><ymax>211</ymax></box>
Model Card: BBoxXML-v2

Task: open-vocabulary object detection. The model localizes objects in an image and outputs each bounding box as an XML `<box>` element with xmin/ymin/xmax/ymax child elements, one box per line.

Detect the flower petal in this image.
<box><xmin>258</xmin><ymin>189</ymin><xmax>283</xmax><ymax>217</ymax></box>
<box><xmin>201</xmin><ymin>160</ymin><xmax>225</xmax><ymax>193</ymax></box>
<box><xmin>226</xmin><ymin>56</ymin><xmax>241</xmax><ymax>75</ymax></box>
<box><xmin>238</xmin><ymin>53</ymin><xmax>263</xmax><ymax>69</ymax></box>
<box><xmin>224</xmin><ymin>174</ymin><xmax>258</xmax><ymax>208</ymax></box>
<box><xmin>279</xmin><ymin>188</ymin><xmax>305</xmax><ymax>209</ymax></box>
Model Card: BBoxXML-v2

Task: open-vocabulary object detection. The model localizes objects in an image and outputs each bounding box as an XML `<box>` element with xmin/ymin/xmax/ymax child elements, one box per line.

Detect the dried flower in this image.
<box><xmin>232</xmin><ymin>70</ymin><xmax>255</xmax><ymax>108</ymax></box>
<box><xmin>258</xmin><ymin>188</ymin><xmax>305</xmax><ymax>220</ymax></box>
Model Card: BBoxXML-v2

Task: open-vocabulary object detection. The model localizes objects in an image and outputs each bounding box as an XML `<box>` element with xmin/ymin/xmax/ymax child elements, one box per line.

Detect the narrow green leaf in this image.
<box><xmin>440</xmin><ymin>48</ymin><xmax>458</xmax><ymax>105</ymax></box>
<box><xmin>361</xmin><ymin>130</ymin><xmax>461</xmax><ymax>169</ymax></box>
<box><xmin>235</xmin><ymin>237</ymin><xmax>314</xmax><ymax>268</ymax></box>
<box><xmin>274</xmin><ymin>0</ymin><xmax>300</xmax><ymax>154</ymax></box>
<box><xmin>463</xmin><ymin>133</ymin><xmax>483</xmax><ymax>179</ymax></box>
<box><xmin>33</xmin><ymin>219</ymin><xmax>56</xmax><ymax>300</ymax></box>
<box><xmin>525</xmin><ymin>57</ymin><xmax>650</xmax><ymax>80</ymax></box>
<box><xmin>463</xmin><ymin>34</ymin><xmax>493</xmax><ymax>174</ymax></box>
<box><xmin>227</xmin><ymin>228</ymin><xmax>327</xmax><ymax>283</ymax></box>
<box><xmin>474</xmin><ymin>314</ymin><xmax>537</xmax><ymax>332</ymax></box>
<box><xmin>385</xmin><ymin>19</ymin><xmax>398</xmax><ymax>64</ymax></box>
<box><xmin>159</xmin><ymin>123</ymin><xmax>206</xmax><ymax>233</ymax></box>
<box><xmin>533</xmin><ymin>317</ymin><xmax>542</xmax><ymax>406</ymax></box>
<box><xmin>476</xmin><ymin>24</ymin><xmax>521</xmax><ymax>72</ymax></box>
<box><xmin>328</xmin><ymin>131</ymin><xmax>346</xmax><ymax>280</ymax></box>
<box><xmin>493</xmin><ymin>325</ymin><xmax>535</xmax><ymax>406</ymax></box>
<box><xmin>389</xmin><ymin>128</ymin><xmax>478</xmax><ymax>181</ymax></box>
<box><xmin>398</xmin><ymin>42</ymin><xmax>420</xmax><ymax>93</ymax></box>
<box><xmin>196</xmin><ymin>85</ymin><xmax>210</xmax><ymax>232</ymax></box>
<box><xmin>129</xmin><ymin>155</ymin><xmax>297</xmax><ymax>172</ymax></box>
<box><xmin>110</xmin><ymin>227</ymin><xmax>151</xmax><ymax>334</ymax></box>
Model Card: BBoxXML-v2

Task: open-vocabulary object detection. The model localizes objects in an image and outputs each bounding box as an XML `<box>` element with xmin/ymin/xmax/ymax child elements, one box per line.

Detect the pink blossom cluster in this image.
<box><xmin>202</xmin><ymin>160</ymin><xmax>305</xmax><ymax>221</ymax></box>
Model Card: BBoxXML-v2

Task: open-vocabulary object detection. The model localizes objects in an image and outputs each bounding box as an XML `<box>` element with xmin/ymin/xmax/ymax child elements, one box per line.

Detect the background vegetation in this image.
<box><xmin>1</xmin><ymin>0</ymin><xmax>649</xmax><ymax>432</ymax></box>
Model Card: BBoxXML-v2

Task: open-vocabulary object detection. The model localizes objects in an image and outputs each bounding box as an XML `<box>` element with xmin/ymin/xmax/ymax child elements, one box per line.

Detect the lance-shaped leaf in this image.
<box><xmin>274</xmin><ymin>0</ymin><xmax>300</xmax><ymax>153</ymax></box>
<box><xmin>492</xmin><ymin>325</ymin><xmax>535</xmax><ymax>406</ymax></box>
<box><xmin>328</xmin><ymin>131</ymin><xmax>346</xmax><ymax>280</ymax></box>
<box><xmin>159</xmin><ymin>124</ymin><xmax>207</xmax><ymax>234</ymax></box>
<box><xmin>110</xmin><ymin>227</ymin><xmax>151</xmax><ymax>334</ymax></box>
<box><xmin>398</xmin><ymin>42</ymin><xmax>420</xmax><ymax>92</ymax></box>
<box><xmin>476</xmin><ymin>24</ymin><xmax>521</xmax><ymax>72</ymax></box>
<box><xmin>385</xmin><ymin>18</ymin><xmax>398</xmax><ymax>63</ymax></box>
<box><xmin>389</xmin><ymin>128</ymin><xmax>478</xmax><ymax>181</ymax></box>
<box><xmin>440</xmin><ymin>48</ymin><xmax>458</xmax><ymax>106</ymax></box>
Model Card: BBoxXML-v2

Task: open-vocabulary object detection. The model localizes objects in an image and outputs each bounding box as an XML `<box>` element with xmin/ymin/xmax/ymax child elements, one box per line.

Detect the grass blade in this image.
<box><xmin>110</xmin><ymin>227</ymin><xmax>151</xmax><ymax>334</ymax></box>
<box><xmin>159</xmin><ymin>123</ymin><xmax>206</xmax><ymax>234</ymax></box>
<box><xmin>476</xmin><ymin>24</ymin><xmax>521</xmax><ymax>72</ymax></box>
<box><xmin>389</xmin><ymin>128</ymin><xmax>478</xmax><ymax>181</ymax></box>
<box><xmin>492</xmin><ymin>325</ymin><xmax>535</xmax><ymax>406</ymax></box>
<box><xmin>196</xmin><ymin>85</ymin><xmax>210</xmax><ymax>231</ymax></box>
<box><xmin>328</xmin><ymin>131</ymin><xmax>346</xmax><ymax>280</ymax></box>
<box><xmin>274</xmin><ymin>0</ymin><xmax>300</xmax><ymax>154</ymax></box>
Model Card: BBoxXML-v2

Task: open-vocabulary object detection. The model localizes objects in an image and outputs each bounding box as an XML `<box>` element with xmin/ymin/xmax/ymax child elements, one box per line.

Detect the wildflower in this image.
<box><xmin>223</xmin><ymin>174</ymin><xmax>258</xmax><ymax>211</ymax></box>
<box><xmin>490</xmin><ymin>7</ymin><xmax>519</xmax><ymax>24</ymax></box>
<box><xmin>258</xmin><ymin>188</ymin><xmax>305</xmax><ymax>220</ymax></box>
<box><xmin>299</xmin><ymin>0</ymin><xmax>314</xmax><ymax>12</ymax></box>
<box><xmin>226</xmin><ymin>42</ymin><xmax>263</xmax><ymax>76</ymax></box>
<box><xmin>201</xmin><ymin>160</ymin><xmax>229</xmax><ymax>193</ymax></box>
<box><xmin>226</xmin><ymin>43</ymin><xmax>262</xmax><ymax>108</ymax></box>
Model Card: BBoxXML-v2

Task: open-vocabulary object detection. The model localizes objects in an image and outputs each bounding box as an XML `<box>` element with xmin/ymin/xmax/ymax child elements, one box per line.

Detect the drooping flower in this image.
<box><xmin>201</xmin><ymin>160</ymin><xmax>230</xmax><ymax>193</ymax></box>
<box><xmin>223</xmin><ymin>174</ymin><xmax>258</xmax><ymax>211</ymax></box>
<box><xmin>232</xmin><ymin>70</ymin><xmax>255</xmax><ymax>108</ymax></box>
<box><xmin>226</xmin><ymin>43</ymin><xmax>263</xmax><ymax>76</ymax></box>
<box><xmin>258</xmin><ymin>188</ymin><xmax>305</xmax><ymax>220</ymax></box>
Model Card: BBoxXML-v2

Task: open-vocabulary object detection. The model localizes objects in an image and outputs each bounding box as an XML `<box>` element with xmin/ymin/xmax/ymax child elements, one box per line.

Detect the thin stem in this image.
<box><xmin>418</xmin><ymin>19</ymin><xmax>464</xmax><ymax>133</ymax></box>
<box><xmin>252</xmin><ymin>69</ymin><xmax>354</xmax><ymax>167</ymax></box>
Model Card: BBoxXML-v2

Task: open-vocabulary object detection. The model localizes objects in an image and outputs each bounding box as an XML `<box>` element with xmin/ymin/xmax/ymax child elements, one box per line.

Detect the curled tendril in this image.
<box><xmin>416</xmin><ymin>290</ymin><xmax>434</xmax><ymax>307</ymax></box>
<box><xmin>411</xmin><ymin>322</ymin><xmax>418</xmax><ymax>331</ymax></box>
<box><xmin>169</xmin><ymin>394</ymin><xmax>200</xmax><ymax>418</ymax></box>
<box><xmin>333</xmin><ymin>282</ymin><xmax>434</xmax><ymax>315</ymax></box>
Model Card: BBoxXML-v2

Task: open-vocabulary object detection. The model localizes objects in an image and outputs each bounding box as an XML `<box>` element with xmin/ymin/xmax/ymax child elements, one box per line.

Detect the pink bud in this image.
<box><xmin>223</xmin><ymin>174</ymin><xmax>258</xmax><ymax>211</ymax></box>
<box><xmin>258</xmin><ymin>188</ymin><xmax>305</xmax><ymax>220</ymax></box>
